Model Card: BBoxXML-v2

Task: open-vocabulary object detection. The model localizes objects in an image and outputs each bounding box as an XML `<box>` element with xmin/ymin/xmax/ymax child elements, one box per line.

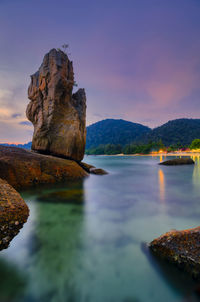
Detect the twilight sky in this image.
<box><xmin>0</xmin><ymin>0</ymin><xmax>200</xmax><ymax>142</ymax></box>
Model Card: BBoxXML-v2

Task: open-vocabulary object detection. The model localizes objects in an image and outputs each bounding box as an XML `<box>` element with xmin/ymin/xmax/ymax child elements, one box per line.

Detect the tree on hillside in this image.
<box><xmin>190</xmin><ymin>139</ymin><xmax>200</xmax><ymax>149</ymax></box>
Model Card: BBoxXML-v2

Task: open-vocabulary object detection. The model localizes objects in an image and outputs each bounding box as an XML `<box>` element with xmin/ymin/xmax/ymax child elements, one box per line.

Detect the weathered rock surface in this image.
<box><xmin>26</xmin><ymin>48</ymin><xmax>86</xmax><ymax>162</ymax></box>
<box><xmin>0</xmin><ymin>178</ymin><xmax>29</xmax><ymax>251</ymax></box>
<box><xmin>149</xmin><ymin>227</ymin><xmax>200</xmax><ymax>278</ymax></box>
<box><xmin>160</xmin><ymin>158</ymin><xmax>194</xmax><ymax>165</ymax></box>
<box><xmin>0</xmin><ymin>146</ymin><xmax>88</xmax><ymax>190</ymax></box>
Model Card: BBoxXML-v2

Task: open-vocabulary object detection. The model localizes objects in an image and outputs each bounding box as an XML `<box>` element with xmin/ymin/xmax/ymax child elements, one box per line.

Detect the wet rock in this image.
<box><xmin>0</xmin><ymin>145</ymin><xmax>88</xmax><ymax>190</ymax></box>
<box><xmin>159</xmin><ymin>158</ymin><xmax>194</xmax><ymax>165</ymax></box>
<box><xmin>79</xmin><ymin>161</ymin><xmax>108</xmax><ymax>174</ymax></box>
<box><xmin>26</xmin><ymin>48</ymin><xmax>86</xmax><ymax>162</ymax></box>
<box><xmin>0</xmin><ymin>178</ymin><xmax>29</xmax><ymax>251</ymax></box>
<box><xmin>89</xmin><ymin>168</ymin><xmax>108</xmax><ymax>175</ymax></box>
<box><xmin>149</xmin><ymin>226</ymin><xmax>200</xmax><ymax>279</ymax></box>
<box><xmin>78</xmin><ymin>162</ymin><xmax>95</xmax><ymax>173</ymax></box>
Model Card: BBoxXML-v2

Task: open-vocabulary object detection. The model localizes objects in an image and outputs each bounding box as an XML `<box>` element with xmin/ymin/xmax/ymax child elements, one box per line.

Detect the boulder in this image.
<box><xmin>149</xmin><ymin>226</ymin><xmax>200</xmax><ymax>278</ymax></box>
<box><xmin>78</xmin><ymin>162</ymin><xmax>95</xmax><ymax>173</ymax></box>
<box><xmin>160</xmin><ymin>158</ymin><xmax>194</xmax><ymax>165</ymax></box>
<box><xmin>0</xmin><ymin>146</ymin><xmax>88</xmax><ymax>190</ymax></box>
<box><xmin>26</xmin><ymin>48</ymin><xmax>86</xmax><ymax>162</ymax></box>
<box><xmin>79</xmin><ymin>162</ymin><xmax>108</xmax><ymax>174</ymax></box>
<box><xmin>0</xmin><ymin>178</ymin><xmax>29</xmax><ymax>251</ymax></box>
<box><xmin>89</xmin><ymin>168</ymin><xmax>108</xmax><ymax>175</ymax></box>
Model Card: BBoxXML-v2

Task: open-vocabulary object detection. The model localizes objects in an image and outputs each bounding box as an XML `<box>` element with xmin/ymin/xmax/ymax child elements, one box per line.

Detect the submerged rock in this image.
<box><xmin>26</xmin><ymin>48</ymin><xmax>86</xmax><ymax>162</ymax></box>
<box><xmin>149</xmin><ymin>227</ymin><xmax>200</xmax><ymax>279</ymax></box>
<box><xmin>0</xmin><ymin>178</ymin><xmax>29</xmax><ymax>251</ymax></box>
<box><xmin>37</xmin><ymin>189</ymin><xmax>84</xmax><ymax>204</ymax></box>
<box><xmin>89</xmin><ymin>168</ymin><xmax>108</xmax><ymax>175</ymax></box>
<box><xmin>0</xmin><ymin>145</ymin><xmax>88</xmax><ymax>190</ymax></box>
<box><xmin>79</xmin><ymin>162</ymin><xmax>108</xmax><ymax>175</ymax></box>
<box><xmin>160</xmin><ymin>158</ymin><xmax>194</xmax><ymax>165</ymax></box>
<box><xmin>78</xmin><ymin>162</ymin><xmax>95</xmax><ymax>173</ymax></box>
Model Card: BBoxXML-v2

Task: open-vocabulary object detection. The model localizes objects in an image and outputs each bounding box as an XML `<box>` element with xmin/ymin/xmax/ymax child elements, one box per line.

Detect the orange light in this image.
<box><xmin>158</xmin><ymin>169</ymin><xmax>165</xmax><ymax>202</ymax></box>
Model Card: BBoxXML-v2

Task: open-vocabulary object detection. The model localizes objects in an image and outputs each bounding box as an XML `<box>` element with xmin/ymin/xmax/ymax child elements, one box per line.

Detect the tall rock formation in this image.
<box><xmin>26</xmin><ymin>48</ymin><xmax>86</xmax><ymax>161</ymax></box>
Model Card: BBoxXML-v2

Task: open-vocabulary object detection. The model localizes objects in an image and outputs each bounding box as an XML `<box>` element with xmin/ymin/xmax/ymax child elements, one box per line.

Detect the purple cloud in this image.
<box><xmin>0</xmin><ymin>0</ymin><xmax>200</xmax><ymax>141</ymax></box>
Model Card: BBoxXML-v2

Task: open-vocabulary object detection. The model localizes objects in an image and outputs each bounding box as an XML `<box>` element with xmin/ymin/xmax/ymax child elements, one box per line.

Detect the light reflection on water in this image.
<box><xmin>0</xmin><ymin>155</ymin><xmax>200</xmax><ymax>302</ymax></box>
<box><xmin>158</xmin><ymin>168</ymin><xmax>165</xmax><ymax>202</ymax></box>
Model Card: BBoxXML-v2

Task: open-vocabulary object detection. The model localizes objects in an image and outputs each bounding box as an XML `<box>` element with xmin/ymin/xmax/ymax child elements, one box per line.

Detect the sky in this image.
<box><xmin>0</xmin><ymin>0</ymin><xmax>200</xmax><ymax>143</ymax></box>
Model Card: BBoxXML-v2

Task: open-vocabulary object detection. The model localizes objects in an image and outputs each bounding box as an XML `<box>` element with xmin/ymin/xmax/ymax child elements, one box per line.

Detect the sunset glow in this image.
<box><xmin>0</xmin><ymin>0</ymin><xmax>200</xmax><ymax>142</ymax></box>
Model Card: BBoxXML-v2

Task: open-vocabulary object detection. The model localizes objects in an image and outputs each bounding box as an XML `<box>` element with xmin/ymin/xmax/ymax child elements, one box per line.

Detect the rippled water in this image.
<box><xmin>0</xmin><ymin>155</ymin><xmax>200</xmax><ymax>302</ymax></box>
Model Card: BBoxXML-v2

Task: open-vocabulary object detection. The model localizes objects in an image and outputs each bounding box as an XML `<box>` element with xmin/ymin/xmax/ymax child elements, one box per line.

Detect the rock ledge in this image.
<box><xmin>0</xmin><ymin>145</ymin><xmax>88</xmax><ymax>190</ymax></box>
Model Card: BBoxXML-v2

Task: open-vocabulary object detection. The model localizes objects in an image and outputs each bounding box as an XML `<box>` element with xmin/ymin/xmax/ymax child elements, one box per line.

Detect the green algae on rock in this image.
<box><xmin>0</xmin><ymin>178</ymin><xmax>29</xmax><ymax>251</ymax></box>
<box><xmin>149</xmin><ymin>226</ymin><xmax>200</xmax><ymax>279</ymax></box>
<box><xmin>37</xmin><ymin>188</ymin><xmax>84</xmax><ymax>204</ymax></box>
<box><xmin>159</xmin><ymin>158</ymin><xmax>195</xmax><ymax>165</ymax></box>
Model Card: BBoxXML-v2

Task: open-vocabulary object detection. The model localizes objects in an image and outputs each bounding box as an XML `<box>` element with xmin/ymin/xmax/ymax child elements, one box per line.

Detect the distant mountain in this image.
<box><xmin>0</xmin><ymin>142</ymin><xmax>32</xmax><ymax>150</ymax></box>
<box><xmin>86</xmin><ymin>119</ymin><xmax>151</xmax><ymax>149</ymax></box>
<box><xmin>138</xmin><ymin>118</ymin><xmax>200</xmax><ymax>146</ymax></box>
<box><xmin>2</xmin><ymin>118</ymin><xmax>200</xmax><ymax>152</ymax></box>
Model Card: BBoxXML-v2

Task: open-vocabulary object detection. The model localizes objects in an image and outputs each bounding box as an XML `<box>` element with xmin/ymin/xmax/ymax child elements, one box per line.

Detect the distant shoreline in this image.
<box><xmin>86</xmin><ymin>152</ymin><xmax>200</xmax><ymax>157</ymax></box>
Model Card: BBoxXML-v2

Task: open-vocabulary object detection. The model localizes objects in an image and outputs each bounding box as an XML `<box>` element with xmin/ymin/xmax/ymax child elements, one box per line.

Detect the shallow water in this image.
<box><xmin>0</xmin><ymin>155</ymin><xmax>200</xmax><ymax>302</ymax></box>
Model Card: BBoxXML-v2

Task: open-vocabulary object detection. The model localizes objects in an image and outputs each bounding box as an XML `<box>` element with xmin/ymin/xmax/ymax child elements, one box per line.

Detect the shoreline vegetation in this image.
<box><xmin>85</xmin><ymin>138</ymin><xmax>200</xmax><ymax>157</ymax></box>
<box><xmin>86</xmin><ymin>152</ymin><xmax>200</xmax><ymax>157</ymax></box>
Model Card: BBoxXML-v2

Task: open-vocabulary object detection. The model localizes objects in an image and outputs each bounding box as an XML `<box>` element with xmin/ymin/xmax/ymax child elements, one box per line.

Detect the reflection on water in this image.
<box><xmin>0</xmin><ymin>156</ymin><xmax>200</xmax><ymax>302</ymax></box>
<box><xmin>0</xmin><ymin>258</ymin><xmax>27</xmax><ymax>302</ymax></box>
<box><xmin>26</xmin><ymin>197</ymin><xmax>85</xmax><ymax>301</ymax></box>
<box><xmin>141</xmin><ymin>243</ymin><xmax>200</xmax><ymax>302</ymax></box>
<box><xmin>158</xmin><ymin>169</ymin><xmax>165</xmax><ymax>202</ymax></box>
<box><xmin>193</xmin><ymin>156</ymin><xmax>200</xmax><ymax>190</ymax></box>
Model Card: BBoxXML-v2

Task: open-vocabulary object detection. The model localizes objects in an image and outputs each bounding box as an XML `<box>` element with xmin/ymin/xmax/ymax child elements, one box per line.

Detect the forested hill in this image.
<box><xmin>138</xmin><ymin>118</ymin><xmax>200</xmax><ymax>146</ymax></box>
<box><xmin>2</xmin><ymin>118</ymin><xmax>200</xmax><ymax>151</ymax></box>
<box><xmin>86</xmin><ymin>119</ymin><xmax>151</xmax><ymax>149</ymax></box>
<box><xmin>0</xmin><ymin>142</ymin><xmax>32</xmax><ymax>149</ymax></box>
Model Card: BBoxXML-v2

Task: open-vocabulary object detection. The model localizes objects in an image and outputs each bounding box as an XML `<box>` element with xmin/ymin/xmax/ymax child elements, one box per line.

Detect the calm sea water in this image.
<box><xmin>0</xmin><ymin>155</ymin><xmax>200</xmax><ymax>302</ymax></box>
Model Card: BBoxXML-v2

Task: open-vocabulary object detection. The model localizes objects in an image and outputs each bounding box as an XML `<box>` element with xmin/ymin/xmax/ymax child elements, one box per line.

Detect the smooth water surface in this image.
<box><xmin>1</xmin><ymin>155</ymin><xmax>200</xmax><ymax>302</ymax></box>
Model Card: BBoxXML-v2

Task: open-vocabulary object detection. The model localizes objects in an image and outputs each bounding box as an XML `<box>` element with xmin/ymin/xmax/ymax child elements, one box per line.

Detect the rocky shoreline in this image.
<box><xmin>0</xmin><ymin>145</ymin><xmax>107</xmax><ymax>251</ymax></box>
<box><xmin>0</xmin><ymin>178</ymin><xmax>29</xmax><ymax>251</ymax></box>
<box><xmin>0</xmin><ymin>48</ymin><xmax>109</xmax><ymax>252</ymax></box>
<box><xmin>0</xmin><ymin>145</ymin><xmax>88</xmax><ymax>190</ymax></box>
